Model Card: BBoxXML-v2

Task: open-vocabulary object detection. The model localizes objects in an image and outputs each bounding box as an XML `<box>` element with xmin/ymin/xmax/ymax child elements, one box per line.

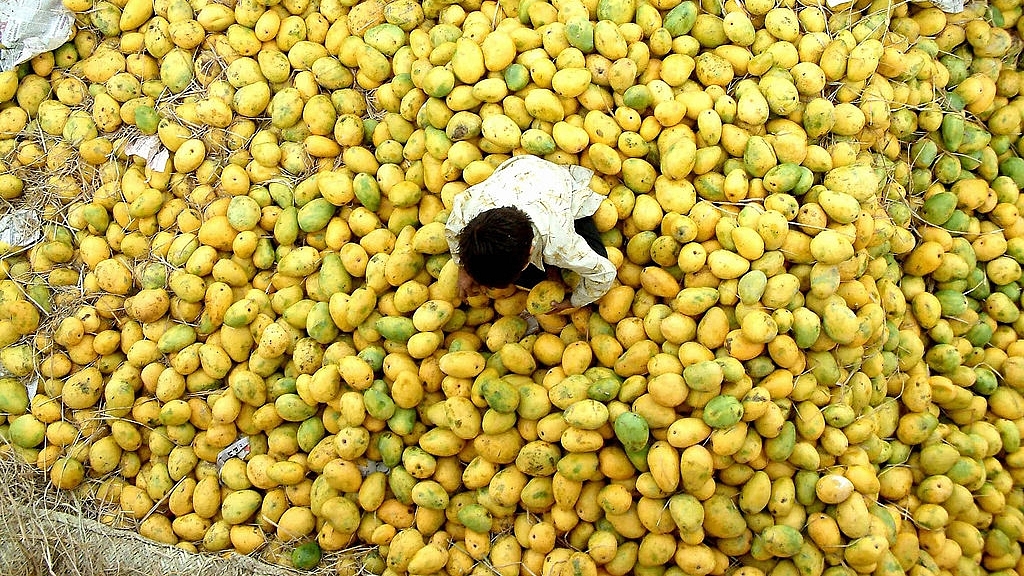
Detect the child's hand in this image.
<box><xmin>549</xmin><ymin>300</ymin><xmax>575</xmax><ymax>314</ymax></box>
<box><xmin>458</xmin><ymin>267</ymin><xmax>481</xmax><ymax>299</ymax></box>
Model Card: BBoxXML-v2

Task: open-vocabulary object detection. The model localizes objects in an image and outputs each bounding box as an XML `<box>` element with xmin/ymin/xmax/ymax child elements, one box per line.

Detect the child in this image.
<box><xmin>445</xmin><ymin>155</ymin><xmax>617</xmax><ymax>312</ymax></box>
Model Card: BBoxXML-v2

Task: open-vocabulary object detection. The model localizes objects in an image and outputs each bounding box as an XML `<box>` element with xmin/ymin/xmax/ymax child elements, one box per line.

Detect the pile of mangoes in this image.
<box><xmin>1</xmin><ymin>0</ymin><xmax>1024</xmax><ymax>573</ymax></box>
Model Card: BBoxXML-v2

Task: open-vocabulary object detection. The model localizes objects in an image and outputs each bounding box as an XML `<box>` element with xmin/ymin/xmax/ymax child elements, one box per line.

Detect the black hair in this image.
<box><xmin>458</xmin><ymin>206</ymin><xmax>534</xmax><ymax>288</ymax></box>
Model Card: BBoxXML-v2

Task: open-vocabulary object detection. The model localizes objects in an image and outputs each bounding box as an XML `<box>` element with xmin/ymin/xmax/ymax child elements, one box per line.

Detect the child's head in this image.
<box><xmin>458</xmin><ymin>206</ymin><xmax>533</xmax><ymax>288</ymax></box>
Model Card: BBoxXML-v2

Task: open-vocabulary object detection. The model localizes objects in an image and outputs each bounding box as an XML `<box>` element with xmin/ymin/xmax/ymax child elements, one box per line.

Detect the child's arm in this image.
<box><xmin>546</xmin><ymin>236</ymin><xmax>617</xmax><ymax>307</ymax></box>
<box><xmin>444</xmin><ymin>204</ymin><xmax>467</xmax><ymax>267</ymax></box>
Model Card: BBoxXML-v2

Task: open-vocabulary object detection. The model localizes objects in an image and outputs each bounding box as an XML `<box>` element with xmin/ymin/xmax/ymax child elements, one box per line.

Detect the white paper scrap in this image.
<box><xmin>0</xmin><ymin>208</ymin><xmax>44</xmax><ymax>249</ymax></box>
<box><xmin>358</xmin><ymin>460</ymin><xmax>390</xmax><ymax>477</ymax></box>
<box><xmin>933</xmin><ymin>0</ymin><xmax>965</xmax><ymax>13</ymax></box>
<box><xmin>25</xmin><ymin>375</ymin><xmax>38</xmax><ymax>401</ymax></box>
<box><xmin>0</xmin><ymin>0</ymin><xmax>75</xmax><ymax>71</ymax></box>
<box><xmin>216</xmin><ymin>436</ymin><xmax>252</xmax><ymax>470</ymax></box>
<box><xmin>124</xmin><ymin>135</ymin><xmax>170</xmax><ymax>172</ymax></box>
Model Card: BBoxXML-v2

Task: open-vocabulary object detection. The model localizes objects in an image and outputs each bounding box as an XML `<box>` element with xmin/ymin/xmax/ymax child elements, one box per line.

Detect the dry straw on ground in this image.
<box><xmin>0</xmin><ymin>448</ymin><xmax>309</xmax><ymax>576</ymax></box>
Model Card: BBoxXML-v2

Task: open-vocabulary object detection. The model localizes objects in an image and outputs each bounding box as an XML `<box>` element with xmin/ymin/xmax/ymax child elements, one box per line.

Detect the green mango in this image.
<box><xmin>481</xmin><ymin>378</ymin><xmax>519</xmax><ymax>414</ymax></box>
<box><xmin>668</xmin><ymin>493</ymin><xmax>703</xmax><ymax>533</ymax></box>
<box><xmin>297</xmin><ymin>197</ymin><xmax>335</xmax><ymax>233</ymax></box>
<box><xmin>387</xmin><ymin>465</ymin><xmax>417</xmax><ymax>505</ymax></box>
<box><xmin>292</xmin><ymin>542</ymin><xmax>322</xmax><ymax>570</ymax></box>
<box><xmin>377</xmin><ymin>431</ymin><xmax>404</xmax><ymax>468</ymax></box>
<box><xmin>157</xmin><ymin>323</ymin><xmax>196</xmax><ymax>353</ymax></box>
<box><xmin>388</xmin><ymin>407</ymin><xmax>417</xmax><ymax>435</ymax></box>
<box><xmin>297</xmin><ymin>417</ymin><xmax>326</xmax><ymax>453</ymax></box>
<box><xmin>521</xmin><ymin>128</ymin><xmax>556</xmax><ymax>156</ymax></box>
<box><xmin>503</xmin><ymin>63</ymin><xmax>530</xmax><ymax>91</ymax></box>
<box><xmin>921</xmin><ymin>191</ymin><xmax>956</xmax><ymax>226</ymax></box>
<box><xmin>910</xmin><ymin>138</ymin><xmax>939</xmax><ymax>169</ymax></box>
<box><xmin>588</xmin><ymin>377</ymin><xmax>620</xmax><ymax>402</ymax></box>
<box><xmin>765</xmin><ymin>421</ymin><xmax>796</xmax><ymax>461</ymax></box>
<box><xmin>941</xmin><ymin>113</ymin><xmax>965</xmax><ymax>151</ymax></box>
<box><xmin>363</xmin><ymin>387</ymin><xmax>396</xmax><ymax>421</ymax></box>
<box><xmin>223</xmin><ymin>298</ymin><xmax>259</xmax><ymax>328</ymax></box>
<box><xmin>614</xmin><ymin>411</ymin><xmax>650</xmax><ymax>453</ymax></box>
<box><xmin>275</xmin><ymin>394</ymin><xmax>317</xmax><ymax>422</ymax></box>
<box><xmin>663</xmin><ymin>1</ymin><xmax>697</xmax><ymax>37</ymax></box>
<box><xmin>596</xmin><ymin>0</ymin><xmax>635</xmax><ymax>23</ymax></box>
<box><xmin>348</xmin><ymin>172</ymin><xmax>379</xmax><ymax>213</ymax></box>
<box><xmin>375</xmin><ymin>316</ymin><xmax>414</xmax><ymax>342</ymax></box>
<box><xmin>761</xmin><ymin>525</ymin><xmax>804</xmax><ymax>558</ymax></box>
<box><xmin>935</xmin><ymin>289</ymin><xmax>969</xmax><ymax>316</ymax></box>
<box><xmin>457</xmin><ymin>504</ymin><xmax>493</xmax><ymax>533</ymax></box>
<box><xmin>702</xmin><ymin>395</ymin><xmax>743</xmax><ymax>429</ymax></box>
<box><xmin>273</xmin><ymin>206</ymin><xmax>299</xmax><ymax>246</ymax></box>
<box><xmin>565</xmin><ymin>18</ymin><xmax>595</xmax><ymax>53</ymax></box>
<box><xmin>306</xmin><ymin>301</ymin><xmax>339</xmax><ymax>344</ymax></box>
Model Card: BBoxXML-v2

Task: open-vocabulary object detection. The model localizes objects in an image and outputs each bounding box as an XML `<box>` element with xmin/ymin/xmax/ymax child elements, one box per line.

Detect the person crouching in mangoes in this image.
<box><xmin>445</xmin><ymin>154</ymin><xmax>617</xmax><ymax>313</ymax></box>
